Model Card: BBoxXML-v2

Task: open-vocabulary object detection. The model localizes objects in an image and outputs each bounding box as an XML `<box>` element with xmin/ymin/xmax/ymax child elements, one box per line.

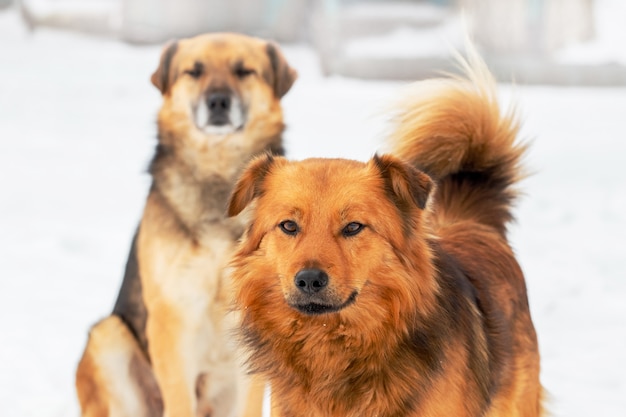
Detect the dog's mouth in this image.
<box><xmin>290</xmin><ymin>291</ymin><xmax>358</xmax><ymax>316</ymax></box>
<box><xmin>194</xmin><ymin>93</ymin><xmax>246</xmax><ymax>135</ymax></box>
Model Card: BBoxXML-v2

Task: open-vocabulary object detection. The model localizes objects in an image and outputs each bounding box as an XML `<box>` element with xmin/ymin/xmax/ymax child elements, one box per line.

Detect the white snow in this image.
<box><xmin>1</xmin><ymin>4</ymin><xmax>625</xmax><ymax>417</ymax></box>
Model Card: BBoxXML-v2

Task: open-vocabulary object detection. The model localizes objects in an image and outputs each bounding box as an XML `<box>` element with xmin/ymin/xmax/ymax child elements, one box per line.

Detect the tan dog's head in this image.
<box><xmin>152</xmin><ymin>33</ymin><xmax>297</xmax><ymax>146</ymax></box>
<box><xmin>228</xmin><ymin>154</ymin><xmax>438</xmax><ymax>328</ymax></box>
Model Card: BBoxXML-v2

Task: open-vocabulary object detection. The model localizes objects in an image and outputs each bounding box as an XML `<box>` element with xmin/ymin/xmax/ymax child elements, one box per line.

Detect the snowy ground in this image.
<box><xmin>1</xmin><ymin>6</ymin><xmax>625</xmax><ymax>417</ymax></box>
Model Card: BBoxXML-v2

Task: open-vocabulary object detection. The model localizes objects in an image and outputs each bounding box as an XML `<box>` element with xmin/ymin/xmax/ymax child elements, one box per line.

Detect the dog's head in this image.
<box><xmin>228</xmin><ymin>154</ymin><xmax>438</xmax><ymax>325</ymax></box>
<box><xmin>152</xmin><ymin>33</ymin><xmax>297</xmax><ymax>142</ymax></box>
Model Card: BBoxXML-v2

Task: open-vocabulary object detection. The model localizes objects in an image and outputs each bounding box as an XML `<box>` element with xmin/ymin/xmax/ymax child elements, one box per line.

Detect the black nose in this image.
<box><xmin>207</xmin><ymin>93</ymin><xmax>231</xmax><ymax>113</ymax></box>
<box><xmin>294</xmin><ymin>269</ymin><xmax>328</xmax><ymax>294</ymax></box>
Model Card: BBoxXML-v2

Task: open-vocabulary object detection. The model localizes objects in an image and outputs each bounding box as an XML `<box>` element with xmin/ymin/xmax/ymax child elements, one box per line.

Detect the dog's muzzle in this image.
<box><xmin>194</xmin><ymin>91</ymin><xmax>245</xmax><ymax>135</ymax></box>
<box><xmin>289</xmin><ymin>268</ymin><xmax>357</xmax><ymax>315</ymax></box>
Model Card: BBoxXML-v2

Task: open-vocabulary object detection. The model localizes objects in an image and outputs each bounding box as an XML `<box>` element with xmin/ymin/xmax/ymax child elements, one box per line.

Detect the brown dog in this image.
<box><xmin>75</xmin><ymin>33</ymin><xmax>297</xmax><ymax>417</ymax></box>
<box><xmin>227</xmin><ymin>54</ymin><xmax>543</xmax><ymax>417</ymax></box>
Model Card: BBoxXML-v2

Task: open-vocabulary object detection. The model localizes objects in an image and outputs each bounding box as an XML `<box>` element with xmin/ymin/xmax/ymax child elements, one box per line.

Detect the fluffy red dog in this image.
<box><xmin>227</xmin><ymin>54</ymin><xmax>544</xmax><ymax>417</ymax></box>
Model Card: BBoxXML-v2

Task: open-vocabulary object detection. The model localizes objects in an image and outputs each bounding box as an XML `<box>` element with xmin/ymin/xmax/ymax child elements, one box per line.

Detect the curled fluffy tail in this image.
<box><xmin>386</xmin><ymin>49</ymin><xmax>527</xmax><ymax>236</ymax></box>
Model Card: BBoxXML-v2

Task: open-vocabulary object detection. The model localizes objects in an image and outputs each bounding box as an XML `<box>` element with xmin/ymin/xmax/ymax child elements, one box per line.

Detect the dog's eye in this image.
<box><xmin>279</xmin><ymin>220</ymin><xmax>299</xmax><ymax>236</ymax></box>
<box><xmin>184</xmin><ymin>63</ymin><xmax>204</xmax><ymax>79</ymax></box>
<box><xmin>342</xmin><ymin>222</ymin><xmax>364</xmax><ymax>237</ymax></box>
<box><xmin>234</xmin><ymin>67</ymin><xmax>255</xmax><ymax>78</ymax></box>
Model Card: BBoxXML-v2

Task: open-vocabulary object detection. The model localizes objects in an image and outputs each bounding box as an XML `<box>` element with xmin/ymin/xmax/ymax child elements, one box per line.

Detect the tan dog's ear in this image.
<box><xmin>265</xmin><ymin>42</ymin><xmax>297</xmax><ymax>98</ymax></box>
<box><xmin>151</xmin><ymin>41</ymin><xmax>178</xmax><ymax>94</ymax></box>
<box><xmin>371</xmin><ymin>154</ymin><xmax>433</xmax><ymax>211</ymax></box>
<box><xmin>228</xmin><ymin>153</ymin><xmax>279</xmax><ymax>217</ymax></box>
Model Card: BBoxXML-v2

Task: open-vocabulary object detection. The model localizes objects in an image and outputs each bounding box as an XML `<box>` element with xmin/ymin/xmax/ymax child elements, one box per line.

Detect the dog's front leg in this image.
<box><xmin>137</xmin><ymin>194</ymin><xmax>208</xmax><ymax>417</ymax></box>
<box><xmin>146</xmin><ymin>301</ymin><xmax>198</xmax><ymax>417</ymax></box>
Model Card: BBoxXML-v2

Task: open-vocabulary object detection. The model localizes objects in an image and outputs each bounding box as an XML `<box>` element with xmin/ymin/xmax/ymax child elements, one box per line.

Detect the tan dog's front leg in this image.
<box><xmin>240</xmin><ymin>374</ymin><xmax>265</xmax><ymax>417</ymax></box>
<box><xmin>147</xmin><ymin>303</ymin><xmax>197</xmax><ymax>417</ymax></box>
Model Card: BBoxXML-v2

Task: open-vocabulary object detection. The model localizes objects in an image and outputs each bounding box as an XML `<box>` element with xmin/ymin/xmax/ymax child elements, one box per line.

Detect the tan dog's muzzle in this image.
<box><xmin>194</xmin><ymin>87</ymin><xmax>245</xmax><ymax>135</ymax></box>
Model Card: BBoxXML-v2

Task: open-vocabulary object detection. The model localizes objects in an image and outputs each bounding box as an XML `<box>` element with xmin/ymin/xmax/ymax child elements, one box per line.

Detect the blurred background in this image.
<box><xmin>11</xmin><ymin>0</ymin><xmax>626</xmax><ymax>84</ymax></box>
<box><xmin>1</xmin><ymin>1</ymin><xmax>625</xmax><ymax>417</ymax></box>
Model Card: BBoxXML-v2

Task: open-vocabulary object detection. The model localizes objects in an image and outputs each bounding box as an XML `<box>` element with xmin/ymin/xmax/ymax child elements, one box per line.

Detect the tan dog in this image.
<box><xmin>75</xmin><ymin>33</ymin><xmax>297</xmax><ymax>417</ymax></box>
<box><xmin>227</xmin><ymin>53</ymin><xmax>543</xmax><ymax>417</ymax></box>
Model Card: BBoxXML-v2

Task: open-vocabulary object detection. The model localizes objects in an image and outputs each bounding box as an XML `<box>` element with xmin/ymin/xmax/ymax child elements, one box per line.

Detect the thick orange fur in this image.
<box><xmin>228</xmin><ymin>52</ymin><xmax>543</xmax><ymax>417</ymax></box>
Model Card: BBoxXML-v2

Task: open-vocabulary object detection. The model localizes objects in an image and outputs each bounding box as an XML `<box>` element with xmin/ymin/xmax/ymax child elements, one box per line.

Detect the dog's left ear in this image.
<box><xmin>228</xmin><ymin>153</ymin><xmax>280</xmax><ymax>217</ymax></box>
<box><xmin>265</xmin><ymin>42</ymin><xmax>297</xmax><ymax>98</ymax></box>
<box><xmin>151</xmin><ymin>40</ymin><xmax>178</xmax><ymax>94</ymax></box>
<box><xmin>371</xmin><ymin>154</ymin><xmax>433</xmax><ymax>211</ymax></box>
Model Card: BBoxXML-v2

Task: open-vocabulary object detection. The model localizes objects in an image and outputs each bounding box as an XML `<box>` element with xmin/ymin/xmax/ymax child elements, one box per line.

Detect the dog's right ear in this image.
<box><xmin>228</xmin><ymin>154</ymin><xmax>278</xmax><ymax>217</ymax></box>
<box><xmin>151</xmin><ymin>41</ymin><xmax>178</xmax><ymax>94</ymax></box>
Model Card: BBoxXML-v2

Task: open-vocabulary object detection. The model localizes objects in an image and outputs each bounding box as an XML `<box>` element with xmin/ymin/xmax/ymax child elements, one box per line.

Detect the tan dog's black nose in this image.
<box><xmin>207</xmin><ymin>92</ymin><xmax>231</xmax><ymax>124</ymax></box>
<box><xmin>295</xmin><ymin>269</ymin><xmax>328</xmax><ymax>294</ymax></box>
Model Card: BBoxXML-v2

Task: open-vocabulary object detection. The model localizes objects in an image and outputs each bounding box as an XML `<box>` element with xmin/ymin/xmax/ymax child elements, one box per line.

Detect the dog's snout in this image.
<box><xmin>295</xmin><ymin>269</ymin><xmax>328</xmax><ymax>294</ymax></box>
<box><xmin>204</xmin><ymin>92</ymin><xmax>233</xmax><ymax>127</ymax></box>
<box><xmin>208</xmin><ymin>93</ymin><xmax>231</xmax><ymax>113</ymax></box>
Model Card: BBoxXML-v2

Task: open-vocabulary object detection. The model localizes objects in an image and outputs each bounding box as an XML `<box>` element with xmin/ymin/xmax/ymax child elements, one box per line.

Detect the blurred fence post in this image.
<box><xmin>543</xmin><ymin>0</ymin><xmax>594</xmax><ymax>52</ymax></box>
<box><xmin>462</xmin><ymin>0</ymin><xmax>594</xmax><ymax>57</ymax></box>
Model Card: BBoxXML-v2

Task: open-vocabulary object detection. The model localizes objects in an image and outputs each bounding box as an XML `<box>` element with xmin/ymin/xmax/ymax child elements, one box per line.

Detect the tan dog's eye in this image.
<box><xmin>184</xmin><ymin>62</ymin><xmax>204</xmax><ymax>79</ymax></box>
<box><xmin>342</xmin><ymin>222</ymin><xmax>364</xmax><ymax>237</ymax></box>
<box><xmin>234</xmin><ymin>66</ymin><xmax>255</xmax><ymax>78</ymax></box>
<box><xmin>279</xmin><ymin>220</ymin><xmax>299</xmax><ymax>236</ymax></box>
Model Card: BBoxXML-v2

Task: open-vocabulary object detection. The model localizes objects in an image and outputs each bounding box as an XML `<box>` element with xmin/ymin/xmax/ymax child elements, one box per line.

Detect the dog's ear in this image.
<box><xmin>371</xmin><ymin>154</ymin><xmax>433</xmax><ymax>211</ymax></box>
<box><xmin>228</xmin><ymin>153</ymin><xmax>278</xmax><ymax>217</ymax></box>
<box><xmin>265</xmin><ymin>42</ymin><xmax>297</xmax><ymax>98</ymax></box>
<box><xmin>151</xmin><ymin>41</ymin><xmax>178</xmax><ymax>94</ymax></box>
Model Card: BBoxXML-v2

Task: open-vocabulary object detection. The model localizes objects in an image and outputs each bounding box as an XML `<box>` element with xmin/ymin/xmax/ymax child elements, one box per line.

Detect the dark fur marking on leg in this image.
<box><xmin>112</xmin><ymin>229</ymin><xmax>150</xmax><ymax>356</ymax></box>
<box><xmin>130</xmin><ymin>353</ymin><xmax>163</xmax><ymax>417</ymax></box>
